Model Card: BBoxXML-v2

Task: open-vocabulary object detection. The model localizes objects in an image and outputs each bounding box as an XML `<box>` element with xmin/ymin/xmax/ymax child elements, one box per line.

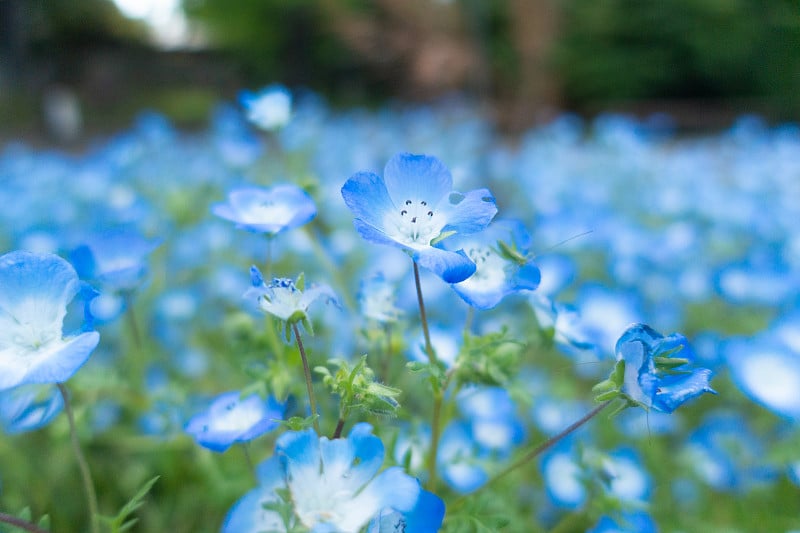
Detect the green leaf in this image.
<box><xmin>108</xmin><ymin>476</ymin><xmax>160</xmax><ymax>533</ymax></box>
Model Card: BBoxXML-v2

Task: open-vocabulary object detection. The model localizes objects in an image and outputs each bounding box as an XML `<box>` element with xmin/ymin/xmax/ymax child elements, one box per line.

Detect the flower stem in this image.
<box><xmin>332</xmin><ymin>418</ymin><xmax>346</xmax><ymax>439</ymax></box>
<box><xmin>0</xmin><ymin>513</ymin><xmax>49</xmax><ymax>533</ymax></box>
<box><xmin>292</xmin><ymin>323</ymin><xmax>321</xmax><ymax>435</ymax></box>
<box><xmin>413</xmin><ymin>262</ymin><xmax>435</xmax><ymax>365</ymax></box>
<box><xmin>57</xmin><ymin>384</ymin><xmax>99</xmax><ymax>533</ymax></box>
<box><xmin>451</xmin><ymin>399</ymin><xmax>614</xmax><ymax>510</ymax></box>
<box><xmin>412</xmin><ymin>261</ymin><xmax>444</xmax><ymax>491</ymax></box>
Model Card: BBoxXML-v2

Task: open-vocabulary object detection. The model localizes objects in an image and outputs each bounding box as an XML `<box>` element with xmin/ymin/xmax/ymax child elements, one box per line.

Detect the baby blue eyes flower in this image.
<box><xmin>223</xmin><ymin>423</ymin><xmax>423</xmax><ymax>533</ymax></box>
<box><xmin>614</xmin><ymin>323</ymin><xmax>716</xmax><ymax>413</ymax></box>
<box><xmin>0</xmin><ymin>251</ymin><xmax>100</xmax><ymax>391</ymax></box>
<box><xmin>239</xmin><ymin>84</ymin><xmax>292</xmax><ymax>131</ymax></box>
<box><xmin>341</xmin><ymin>152</ymin><xmax>498</xmax><ymax>283</ymax></box>
<box><xmin>185</xmin><ymin>391</ymin><xmax>285</xmax><ymax>453</ymax></box>
<box><xmin>446</xmin><ymin>219</ymin><xmax>541</xmax><ymax>309</ymax></box>
<box><xmin>0</xmin><ymin>383</ymin><xmax>64</xmax><ymax>434</ymax></box>
<box><xmin>358</xmin><ymin>272</ymin><xmax>403</xmax><ymax>323</ymax></box>
<box><xmin>245</xmin><ymin>268</ymin><xmax>337</xmax><ymax>324</ymax></box>
<box><xmin>212</xmin><ymin>184</ymin><xmax>317</xmax><ymax>235</ymax></box>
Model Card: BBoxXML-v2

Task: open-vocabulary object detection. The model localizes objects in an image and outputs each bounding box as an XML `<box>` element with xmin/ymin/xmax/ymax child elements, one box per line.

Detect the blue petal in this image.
<box><xmin>383</xmin><ymin>153</ymin><xmax>452</xmax><ymax>205</ymax></box>
<box><xmin>341</xmin><ymin>171</ymin><xmax>396</xmax><ymax>235</ymax></box>
<box><xmin>0</xmin><ymin>384</ymin><xmax>64</xmax><ymax>434</ymax></box>
<box><xmin>516</xmin><ymin>263</ymin><xmax>542</xmax><ymax>291</ymax></box>
<box><xmin>319</xmin><ymin>422</ymin><xmax>384</xmax><ymax>490</ymax></box>
<box><xmin>413</xmin><ymin>247</ymin><xmax>476</xmax><ymax>283</ymax></box>
<box><xmin>653</xmin><ymin>368</ymin><xmax>716</xmax><ymax>413</ymax></box>
<box><xmin>437</xmin><ymin>188</ymin><xmax>497</xmax><ymax>235</ymax></box>
<box><xmin>23</xmin><ymin>331</ymin><xmax>100</xmax><ymax>386</ymax></box>
<box><xmin>223</xmin><ymin>456</ymin><xmax>287</xmax><ymax>533</ymax></box>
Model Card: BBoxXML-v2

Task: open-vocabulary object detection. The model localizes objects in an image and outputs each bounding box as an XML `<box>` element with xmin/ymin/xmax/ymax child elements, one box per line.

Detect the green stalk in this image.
<box><xmin>292</xmin><ymin>323</ymin><xmax>321</xmax><ymax>435</ymax></box>
<box><xmin>413</xmin><ymin>261</ymin><xmax>444</xmax><ymax>491</ymax></box>
<box><xmin>0</xmin><ymin>513</ymin><xmax>49</xmax><ymax>533</ymax></box>
<box><xmin>57</xmin><ymin>384</ymin><xmax>99</xmax><ymax>533</ymax></box>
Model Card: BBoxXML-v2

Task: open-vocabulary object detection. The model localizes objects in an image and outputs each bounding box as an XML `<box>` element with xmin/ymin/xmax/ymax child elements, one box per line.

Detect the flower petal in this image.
<box><xmin>413</xmin><ymin>247</ymin><xmax>476</xmax><ymax>283</ymax></box>
<box><xmin>336</xmin><ymin>466</ymin><xmax>420</xmax><ymax>532</ymax></box>
<box><xmin>341</xmin><ymin>171</ymin><xmax>396</xmax><ymax>235</ymax></box>
<box><xmin>437</xmin><ymin>188</ymin><xmax>497</xmax><ymax>235</ymax></box>
<box><xmin>383</xmin><ymin>153</ymin><xmax>452</xmax><ymax>205</ymax></box>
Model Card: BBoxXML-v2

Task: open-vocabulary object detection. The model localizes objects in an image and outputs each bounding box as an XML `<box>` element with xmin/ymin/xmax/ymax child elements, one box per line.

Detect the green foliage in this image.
<box><xmin>554</xmin><ymin>0</ymin><xmax>800</xmax><ymax>115</ymax></box>
<box><xmin>99</xmin><ymin>476</ymin><xmax>160</xmax><ymax>533</ymax></box>
<box><xmin>316</xmin><ymin>356</ymin><xmax>401</xmax><ymax>420</ymax></box>
<box><xmin>452</xmin><ymin>330</ymin><xmax>523</xmax><ymax>388</ymax></box>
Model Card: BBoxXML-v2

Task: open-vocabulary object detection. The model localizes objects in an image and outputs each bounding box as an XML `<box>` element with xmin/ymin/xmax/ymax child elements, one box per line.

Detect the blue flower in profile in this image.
<box><xmin>240</xmin><ymin>84</ymin><xmax>292</xmax><ymax>131</ymax></box>
<box><xmin>185</xmin><ymin>391</ymin><xmax>284</xmax><ymax>453</ymax></box>
<box><xmin>212</xmin><ymin>184</ymin><xmax>316</xmax><ymax>235</ymax></box>
<box><xmin>244</xmin><ymin>268</ymin><xmax>337</xmax><ymax>325</ymax></box>
<box><xmin>223</xmin><ymin>423</ymin><xmax>421</xmax><ymax>532</ymax></box>
<box><xmin>445</xmin><ymin>219</ymin><xmax>540</xmax><ymax>309</ymax></box>
<box><xmin>0</xmin><ymin>251</ymin><xmax>100</xmax><ymax>391</ymax></box>
<box><xmin>368</xmin><ymin>486</ymin><xmax>445</xmax><ymax>533</ymax></box>
<box><xmin>0</xmin><ymin>383</ymin><xmax>64</xmax><ymax>434</ymax></box>
<box><xmin>70</xmin><ymin>228</ymin><xmax>160</xmax><ymax>292</ymax></box>
<box><xmin>341</xmin><ymin>152</ymin><xmax>497</xmax><ymax>283</ymax></box>
<box><xmin>615</xmin><ymin>324</ymin><xmax>715</xmax><ymax>413</ymax></box>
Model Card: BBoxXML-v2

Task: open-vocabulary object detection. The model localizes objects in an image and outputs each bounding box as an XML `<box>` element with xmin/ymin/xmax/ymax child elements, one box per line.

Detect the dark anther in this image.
<box><xmin>427</xmin><ymin>211</ymin><xmax>433</xmax><ymax>216</ymax></box>
<box><xmin>401</xmin><ymin>210</ymin><xmax>407</xmax><ymax>216</ymax></box>
<box><xmin>405</xmin><ymin>200</ymin><xmax>412</xmax><ymax>205</ymax></box>
<box><xmin>411</xmin><ymin>217</ymin><xmax>417</xmax><ymax>223</ymax></box>
<box><xmin>420</xmin><ymin>201</ymin><xmax>427</xmax><ymax>206</ymax></box>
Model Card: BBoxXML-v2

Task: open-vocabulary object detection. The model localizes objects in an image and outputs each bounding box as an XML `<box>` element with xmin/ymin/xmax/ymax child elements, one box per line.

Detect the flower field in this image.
<box><xmin>1</xmin><ymin>90</ymin><xmax>799</xmax><ymax>532</ymax></box>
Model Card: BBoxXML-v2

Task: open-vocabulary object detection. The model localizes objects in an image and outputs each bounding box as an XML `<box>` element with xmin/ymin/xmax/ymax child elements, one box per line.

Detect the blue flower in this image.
<box><xmin>70</xmin><ymin>228</ymin><xmax>160</xmax><ymax>292</ymax></box>
<box><xmin>341</xmin><ymin>152</ymin><xmax>497</xmax><ymax>283</ymax></box>
<box><xmin>212</xmin><ymin>184</ymin><xmax>316</xmax><ymax>235</ymax></box>
<box><xmin>0</xmin><ymin>251</ymin><xmax>100</xmax><ymax>391</ymax></box>
<box><xmin>446</xmin><ymin>219</ymin><xmax>541</xmax><ymax>309</ymax></box>
<box><xmin>185</xmin><ymin>391</ymin><xmax>284</xmax><ymax>453</ymax></box>
<box><xmin>240</xmin><ymin>84</ymin><xmax>292</xmax><ymax>131</ymax></box>
<box><xmin>368</xmin><ymin>486</ymin><xmax>445</xmax><ymax>533</ymax></box>
<box><xmin>358</xmin><ymin>272</ymin><xmax>402</xmax><ymax>323</ymax></box>
<box><xmin>223</xmin><ymin>423</ymin><xmax>422</xmax><ymax>532</ymax></box>
<box><xmin>615</xmin><ymin>324</ymin><xmax>716</xmax><ymax>413</ymax></box>
<box><xmin>0</xmin><ymin>383</ymin><xmax>64</xmax><ymax>434</ymax></box>
<box><xmin>244</xmin><ymin>268</ymin><xmax>337</xmax><ymax>324</ymax></box>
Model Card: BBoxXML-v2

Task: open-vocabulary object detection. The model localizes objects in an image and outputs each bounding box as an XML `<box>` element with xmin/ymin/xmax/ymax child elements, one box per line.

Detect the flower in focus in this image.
<box><xmin>223</xmin><ymin>423</ymin><xmax>423</xmax><ymax>532</ymax></box>
<box><xmin>244</xmin><ymin>269</ymin><xmax>337</xmax><ymax>334</ymax></box>
<box><xmin>446</xmin><ymin>219</ymin><xmax>541</xmax><ymax>309</ymax></box>
<box><xmin>185</xmin><ymin>391</ymin><xmax>284</xmax><ymax>453</ymax></box>
<box><xmin>341</xmin><ymin>152</ymin><xmax>497</xmax><ymax>283</ymax></box>
<box><xmin>613</xmin><ymin>323</ymin><xmax>716</xmax><ymax>413</ymax></box>
<box><xmin>239</xmin><ymin>84</ymin><xmax>292</xmax><ymax>131</ymax></box>
<box><xmin>368</xmin><ymin>486</ymin><xmax>445</xmax><ymax>533</ymax></box>
<box><xmin>211</xmin><ymin>184</ymin><xmax>316</xmax><ymax>235</ymax></box>
<box><xmin>0</xmin><ymin>383</ymin><xmax>64</xmax><ymax>434</ymax></box>
<box><xmin>0</xmin><ymin>251</ymin><xmax>100</xmax><ymax>391</ymax></box>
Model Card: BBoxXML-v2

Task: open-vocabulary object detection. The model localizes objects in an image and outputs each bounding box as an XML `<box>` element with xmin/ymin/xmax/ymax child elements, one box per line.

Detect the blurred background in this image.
<box><xmin>1</xmin><ymin>0</ymin><xmax>799</xmax><ymax>143</ymax></box>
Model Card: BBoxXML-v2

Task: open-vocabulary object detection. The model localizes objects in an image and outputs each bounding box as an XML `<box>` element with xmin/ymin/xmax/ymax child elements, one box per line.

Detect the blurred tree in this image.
<box><xmin>554</xmin><ymin>0</ymin><xmax>800</xmax><ymax>116</ymax></box>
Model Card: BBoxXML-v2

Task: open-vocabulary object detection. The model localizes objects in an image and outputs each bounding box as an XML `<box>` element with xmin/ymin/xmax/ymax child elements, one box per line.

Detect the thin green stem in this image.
<box><xmin>292</xmin><ymin>323</ymin><xmax>321</xmax><ymax>435</ymax></box>
<box><xmin>463</xmin><ymin>307</ymin><xmax>475</xmax><ymax>336</ymax></box>
<box><xmin>413</xmin><ymin>262</ymin><xmax>435</xmax><ymax>365</ymax></box>
<box><xmin>57</xmin><ymin>384</ymin><xmax>99</xmax><ymax>533</ymax></box>
<box><xmin>123</xmin><ymin>293</ymin><xmax>142</xmax><ymax>351</ymax></box>
<box><xmin>0</xmin><ymin>513</ymin><xmax>49</xmax><ymax>533</ymax></box>
<box><xmin>412</xmin><ymin>260</ymin><xmax>444</xmax><ymax>491</ymax></box>
<box><xmin>451</xmin><ymin>399</ymin><xmax>614</xmax><ymax>511</ymax></box>
<box><xmin>241</xmin><ymin>443</ymin><xmax>258</xmax><ymax>484</ymax></box>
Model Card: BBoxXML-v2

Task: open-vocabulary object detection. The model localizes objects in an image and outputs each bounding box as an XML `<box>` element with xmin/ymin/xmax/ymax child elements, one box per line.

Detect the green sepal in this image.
<box><xmin>496</xmin><ymin>239</ymin><xmax>529</xmax><ymax>266</ymax></box>
<box><xmin>430</xmin><ymin>230</ymin><xmax>457</xmax><ymax>246</ymax></box>
<box><xmin>592</xmin><ymin>378</ymin><xmax>617</xmax><ymax>394</ymax></box>
<box><xmin>594</xmin><ymin>389</ymin><xmax>620</xmax><ymax>402</ymax></box>
<box><xmin>295</xmin><ymin>272</ymin><xmax>305</xmax><ymax>292</ymax></box>
<box><xmin>280</xmin><ymin>415</ymin><xmax>319</xmax><ymax>431</ymax></box>
<box><xmin>654</xmin><ymin>356</ymin><xmax>689</xmax><ymax>368</ymax></box>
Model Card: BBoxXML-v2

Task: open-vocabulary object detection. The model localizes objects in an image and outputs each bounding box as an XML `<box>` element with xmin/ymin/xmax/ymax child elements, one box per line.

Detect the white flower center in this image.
<box><xmin>0</xmin><ymin>299</ymin><xmax>62</xmax><ymax>355</ymax></box>
<box><xmin>242</xmin><ymin>201</ymin><xmax>295</xmax><ymax>227</ymax></box>
<box><xmin>385</xmin><ymin>198</ymin><xmax>445</xmax><ymax>248</ymax></box>
<box><xmin>207</xmin><ymin>399</ymin><xmax>263</xmax><ymax>433</ymax></box>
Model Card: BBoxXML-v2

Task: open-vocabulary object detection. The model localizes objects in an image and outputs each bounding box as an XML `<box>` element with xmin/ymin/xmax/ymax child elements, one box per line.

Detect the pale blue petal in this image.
<box><xmin>653</xmin><ymin>369</ymin><xmax>716</xmax><ymax>413</ymax></box>
<box><xmin>23</xmin><ymin>331</ymin><xmax>99</xmax><ymax>386</ymax></box>
<box><xmin>319</xmin><ymin>422</ymin><xmax>384</xmax><ymax>490</ymax></box>
<box><xmin>383</xmin><ymin>153</ymin><xmax>451</xmax><ymax>205</ymax></box>
<box><xmin>336</xmin><ymin>467</ymin><xmax>420</xmax><ymax>532</ymax></box>
<box><xmin>341</xmin><ymin>171</ymin><xmax>396</xmax><ymax>234</ymax></box>
<box><xmin>437</xmin><ymin>188</ymin><xmax>497</xmax><ymax>235</ymax></box>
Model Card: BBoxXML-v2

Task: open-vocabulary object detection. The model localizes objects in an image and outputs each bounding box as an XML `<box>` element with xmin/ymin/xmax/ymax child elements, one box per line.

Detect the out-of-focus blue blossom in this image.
<box><xmin>210</xmin><ymin>103</ymin><xmax>263</xmax><ymax>168</ymax></box>
<box><xmin>541</xmin><ymin>443</ymin><xmax>586</xmax><ymax>509</ymax></box>
<box><xmin>0</xmin><ymin>383</ymin><xmax>63</xmax><ymax>434</ymax></box>
<box><xmin>359</xmin><ymin>272</ymin><xmax>403</xmax><ymax>323</ymax></box>
<box><xmin>446</xmin><ymin>220</ymin><xmax>541</xmax><ymax>309</ymax></box>
<box><xmin>437</xmin><ymin>422</ymin><xmax>489</xmax><ymax>493</ymax></box>
<box><xmin>70</xmin><ymin>228</ymin><xmax>160</xmax><ymax>293</ymax></box>
<box><xmin>683</xmin><ymin>411</ymin><xmax>778</xmax><ymax>492</ymax></box>
<box><xmin>0</xmin><ymin>251</ymin><xmax>100</xmax><ymax>390</ymax></box>
<box><xmin>587</xmin><ymin>511</ymin><xmax>658</xmax><ymax>533</ymax></box>
<box><xmin>185</xmin><ymin>391</ymin><xmax>285</xmax><ymax>453</ymax></box>
<box><xmin>726</xmin><ymin>335</ymin><xmax>800</xmax><ymax>420</ymax></box>
<box><xmin>342</xmin><ymin>152</ymin><xmax>497</xmax><ymax>283</ymax></box>
<box><xmin>576</xmin><ymin>284</ymin><xmax>644</xmax><ymax>357</ymax></box>
<box><xmin>616</xmin><ymin>324</ymin><xmax>715</xmax><ymax>413</ymax></box>
<box><xmin>532</xmin><ymin>299</ymin><xmax>596</xmax><ymax>356</ymax></box>
<box><xmin>240</xmin><ymin>84</ymin><xmax>292</xmax><ymax>131</ymax></box>
<box><xmin>244</xmin><ymin>268</ymin><xmax>337</xmax><ymax>324</ymax></box>
<box><xmin>530</xmin><ymin>396</ymin><xmax>590</xmax><ymax>436</ymax></box>
<box><xmin>456</xmin><ymin>386</ymin><xmax>524</xmax><ymax>453</ymax></box>
<box><xmin>211</xmin><ymin>184</ymin><xmax>316</xmax><ymax>235</ymax></box>
<box><xmin>614</xmin><ymin>407</ymin><xmax>680</xmax><ymax>438</ymax></box>
<box><xmin>223</xmin><ymin>423</ymin><xmax>421</xmax><ymax>532</ymax></box>
<box><xmin>368</xmin><ymin>486</ymin><xmax>445</xmax><ymax>533</ymax></box>
<box><xmin>409</xmin><ymin>327</ymin><xmax>461</xmax><ymax>369</ymax></box>
<box><xmin>789</xmin><ymin>462</ymin><xmax>800</xmax><ymax>487</ymax></box>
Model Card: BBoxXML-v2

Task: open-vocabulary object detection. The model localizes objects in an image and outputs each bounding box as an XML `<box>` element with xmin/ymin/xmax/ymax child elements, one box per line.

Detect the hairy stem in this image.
<box><xmin>332</xmin><ymin>418</ymin><xmax>346</xmax><ymax>439</ymax></box>
<box><xmin>57</xmin><ymin>384</ymin><xmax>99</xmax><ymax>533</ymax></box>
<box><xmin>292</xmin><ymin>323</ymin><xmax>321</xmax><ymax>435</ymax></box>
<box><xmin>0</xmin><ymin>513</ymin><xmax>50</xmax><ymax>533</ymax></box>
